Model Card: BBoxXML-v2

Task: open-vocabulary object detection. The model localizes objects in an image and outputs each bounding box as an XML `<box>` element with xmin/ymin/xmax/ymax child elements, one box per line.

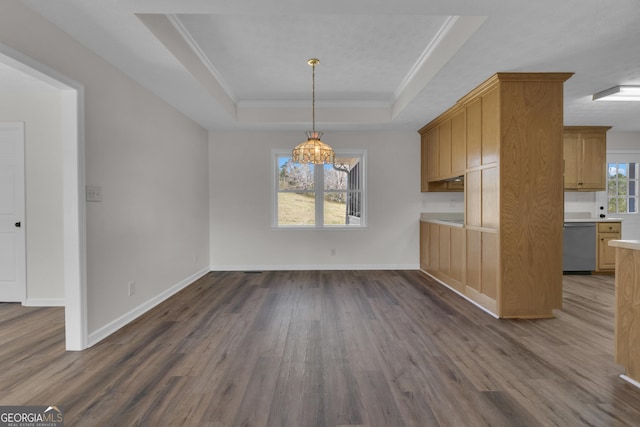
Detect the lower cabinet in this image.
<box><xmin>596</xmin><ymin>222</ymin><xmax>621</xmax><ymax>273</ymax></box>
<box><xmin>420</xmin><ymin>221</ymin><xmax>465</xmax><ymax>293</ymax></box>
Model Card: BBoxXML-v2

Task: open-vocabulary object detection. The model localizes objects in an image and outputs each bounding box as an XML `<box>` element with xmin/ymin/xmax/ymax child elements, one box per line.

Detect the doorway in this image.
<box><xmin>0</xmin><ymin>46</ymin><xmax>86</xmax><ymax>350</ymax></box>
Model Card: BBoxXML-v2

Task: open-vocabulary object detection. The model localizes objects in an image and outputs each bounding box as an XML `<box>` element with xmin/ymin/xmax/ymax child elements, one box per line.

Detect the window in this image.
<box><xmin>607</xmin><ymin>162</ymin><xmax>639</xmax><ymax>214</ymax></box>
<box><xmin>273</xmin><ymin>149</ymin><xmax>366</xmax><ymax>228</ymax></box>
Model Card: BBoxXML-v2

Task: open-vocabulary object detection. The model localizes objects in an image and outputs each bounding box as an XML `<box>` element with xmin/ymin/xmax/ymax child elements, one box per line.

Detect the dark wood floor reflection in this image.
<box><xmin>1</xmin><ymin>271</ymin><xmax>640</xmax><ymax>426</ymax></box>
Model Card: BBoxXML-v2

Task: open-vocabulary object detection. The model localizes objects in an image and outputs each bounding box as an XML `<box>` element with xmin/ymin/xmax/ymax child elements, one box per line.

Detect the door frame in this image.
<box><xmin>0</xmin><ymin>122</ymin><xmax>25</xmax><ymax>302</ymax></box>
<box><xmin>0</xmin><ymin>44</ymin><xmax>87</xmax><ymax>351</ymax></box>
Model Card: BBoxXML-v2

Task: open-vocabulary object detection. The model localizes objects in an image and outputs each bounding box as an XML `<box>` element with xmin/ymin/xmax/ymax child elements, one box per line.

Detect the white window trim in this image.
<box><xmin>271</xmin><ymin>148</ymin><xmax>368</xmax><ymax>230</ymax></box>
<box><xmin>597</xmin><ymin>150</ymin><xmax>640</xmax><ymax>216</ymax></box>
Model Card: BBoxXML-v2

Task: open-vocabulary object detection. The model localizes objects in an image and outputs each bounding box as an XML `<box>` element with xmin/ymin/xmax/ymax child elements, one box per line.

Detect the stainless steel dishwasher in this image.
<box><xmin>562</xmin><ymin>222</ymin><xmax>596</xmax><ymax>273</ymax></box>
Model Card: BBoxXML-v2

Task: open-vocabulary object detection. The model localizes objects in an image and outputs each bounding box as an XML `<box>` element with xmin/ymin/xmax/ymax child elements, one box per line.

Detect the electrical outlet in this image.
<box><xmin>86</xmin><ymin>185</ymin><xmax>102</xmax><ymax>202</ymax></box>
<box><xmin>128</xmin><ymin>281</ymin><xmax>136</xmax><ymax>296</ymax></box>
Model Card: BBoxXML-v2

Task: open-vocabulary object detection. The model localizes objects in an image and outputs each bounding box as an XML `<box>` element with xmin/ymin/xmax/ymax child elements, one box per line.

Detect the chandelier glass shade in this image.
<box><xmin>292</xmin><ymin>58</ymin><xmax>335</xmax><ymax>164</ymax></box>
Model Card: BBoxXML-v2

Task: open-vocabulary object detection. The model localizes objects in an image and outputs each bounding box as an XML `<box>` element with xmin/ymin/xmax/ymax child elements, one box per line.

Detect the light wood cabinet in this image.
<box><xmin>419</xmin><ymin>107</ymin><xmax>465</xmax><ymax>191</ymax></box>
<box><xmin>419</xmin><ymin>72</ymin><xmax>572</xmax><ymax>318</ymax></box>
<box><xmin>420</xmin><ymin>221</ymin><xmax>465</xmax><ymax>293</ymax></box>
<box><xmin>451</xmin><ymin>109</ymin><xmax>466</xmax><ymax>175</ymax></box>
<box><xmin>563</xmin><ymin>126</ymin><xmax>610</xmax><ymax>191</ymax></box>
<box><xmin>596</xmin><ymin>222</ymin><xmax>621</xmax><ymax>273</ymax></box>
<box><xmin>610</xmin><ymin>241</ymin><xmax>640</xmax><ymax>385</ymax></box>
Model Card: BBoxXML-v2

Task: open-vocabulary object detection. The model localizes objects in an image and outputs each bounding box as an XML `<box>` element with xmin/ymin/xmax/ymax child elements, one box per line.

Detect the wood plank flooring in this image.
<box><xmin>1</xmin><ymin>271</ymin><xmax>640</xmax><ymax>426</ymax></box>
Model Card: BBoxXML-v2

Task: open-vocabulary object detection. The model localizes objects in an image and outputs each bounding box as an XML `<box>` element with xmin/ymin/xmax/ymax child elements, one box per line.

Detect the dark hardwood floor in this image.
<box><xmin>1</xmin><ymin>271</ymin><xmax>640</xmax><ymax>426</ymax></box>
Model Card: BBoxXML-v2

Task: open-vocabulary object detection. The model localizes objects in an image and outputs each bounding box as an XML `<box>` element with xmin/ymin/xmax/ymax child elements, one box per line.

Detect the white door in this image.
<box><xmin>0</xmin><ymin>122</ymin><xmax>25</xmax><ymax>302</ymax></box>
<box><xmin>596</xmin><ymin>151</ymin><xmax>640</xmax><ymax>240</ymax></box>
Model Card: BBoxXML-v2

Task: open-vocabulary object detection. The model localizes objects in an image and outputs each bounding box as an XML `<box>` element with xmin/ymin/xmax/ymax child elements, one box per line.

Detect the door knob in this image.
<box><xmin>14</xmin><ymin>221</ymin><xmax>21</xmax><ymax>228</ymax></box>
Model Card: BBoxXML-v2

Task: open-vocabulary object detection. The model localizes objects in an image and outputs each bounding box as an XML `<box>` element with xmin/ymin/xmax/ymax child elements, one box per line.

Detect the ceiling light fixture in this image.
<box><xmin>593</xmin><ymin>85</ymin><xmax>640</xmax><ymax>101</ymax></box>
<box><xmin>292</xmin><ymin>58</ymin><xmax>335</xmax><ymax>164</ymax></box>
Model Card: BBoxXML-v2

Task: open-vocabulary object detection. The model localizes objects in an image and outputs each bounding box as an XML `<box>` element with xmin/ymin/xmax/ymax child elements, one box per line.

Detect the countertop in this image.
<box><xmin>609</xmin><ymin>240</ymin><xmax>640</xmax><ymax>250</ymax></box>
<box><xmin>564</xmin><ymin>217</ymin><xmax>623</xmax><ymax>223</ymax></box>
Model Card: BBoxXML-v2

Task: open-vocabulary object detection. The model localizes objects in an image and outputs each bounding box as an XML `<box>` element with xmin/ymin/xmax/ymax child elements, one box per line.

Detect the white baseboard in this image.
<box><xmin>87</xmin><ymin>268</ymin><xmax>209</xmax><ymax>348</ymax></box>
<box><xmin>419</xmin><ymin>269</ymin><xmax>500</xmax><ymax>319</ymax></box>
<box><xmin>620</xmin><ymin>374</ymin><xmax>640</xmax><ymax>389</ymax></box>
<box><xmin>210</xmin><ymin>264</ymin><xmax>420</xmax><ymax>271</ymax></box>
<box><xmin>22</xmin><ymin>298</ymin><xmax>65</xmax><ymax>307</ymax></box>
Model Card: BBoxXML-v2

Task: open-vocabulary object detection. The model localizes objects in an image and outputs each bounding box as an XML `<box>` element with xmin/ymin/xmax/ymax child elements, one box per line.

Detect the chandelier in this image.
<box><xmin>291</xmin><ymin>58</ymin><xmax>335</xmax><ymax>164</ymax></box>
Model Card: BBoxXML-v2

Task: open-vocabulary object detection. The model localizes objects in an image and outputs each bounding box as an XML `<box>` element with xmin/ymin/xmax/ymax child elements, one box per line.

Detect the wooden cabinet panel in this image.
<box><xmin>596</xmin><ymin>222</ymin><xmax>621</xmax><ymax>272</ymax></box>
<box><xmin>439</xmin><ymin>120</ymin><xmax>452</xmax><ymax>179</ymax></box>
<box><xmin>481</xmin><ymin>232</ymin><xmax>498</xmax><ymax>300</ymax></box>
<box><xmin>426</xmin><ymin>127</ymin><xmax>439</xmax><ymax>182</ymax></box>
<box><xmin>439</xmin><ymin>226</ymin><xmax>451</xmax><ymax>277</ymax></box>
<box><xmin>451</xmin><ymin>109</ymin><xmax>466</xmax><ymax>175</ymax></box>
<box><xmin>420</xmin><ymin>134</ymin><xmax>428</xmax><ymax>192</ymax></box>
<box><xmin>613</xmin><ymin>246</ymin><xmax>640</xmax><ymax>383</ymax></box>
<box><xmin>563</xmin><ymin>133</ymin><xmax>580</xmax><ymax>189</ymax></box>
<box><xmin>581</xmin><ymin>133</ymin><xmax>607</xmax><ymax>189</ymax></box>
<box><xmin>481</xmin><ymin>88</ymin><xmax>499</xmax><ymax>165</ymax></box>
<box><xmin>466</xmin><ymin>99</ymin><xmax>482</xmax><ymax>169</ymax></box>
<box><xmin>563</xmin><ymin>127</ymin><xmax>609</xmax><ymax>191</ymax></box>
<box><xmin>466</xmin><ymin>230</ymin><xmax>481</xmax><ymax>292</ymax></box>
<box><xmin>419</xmin><ymin>73</ymin><xmax>572</xmax><ymax>318</ymax></box>
<box><xmin>450</xmin><ymin>227</ymin><xmax>465</xmax><ymax>284</ymax></box>
<box><xmin>428</xmin><ymin>222</ymin><xmax>440</xmax><ymax>271</ymax></box>
<box><xmin>420</xmin><ymin>221</ymin><xmax>429</xmax><ymax>271</ymax></box>
<box><xmin>481</xmin><ymin>167</ymin><xmax>498</xmax><ymax>229</ymax></box>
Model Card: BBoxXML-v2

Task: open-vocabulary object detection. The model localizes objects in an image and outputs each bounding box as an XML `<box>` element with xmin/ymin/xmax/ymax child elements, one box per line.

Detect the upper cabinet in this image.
<box><xmin>419</xmin><ymin>107</ymin><xmax>466</xmax><ymax>192</ymax></box>
<box><xmin>563</xmin><ymin>126</ymin><xmax>611</xmax><ymax>191</ymax></box>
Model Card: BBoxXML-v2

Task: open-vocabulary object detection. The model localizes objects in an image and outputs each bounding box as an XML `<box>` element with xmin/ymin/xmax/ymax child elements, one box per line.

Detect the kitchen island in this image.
<box><xmin>608</xmin><ymin>239</ymin><xmax>640</xmax><ymax>388</ymax></box>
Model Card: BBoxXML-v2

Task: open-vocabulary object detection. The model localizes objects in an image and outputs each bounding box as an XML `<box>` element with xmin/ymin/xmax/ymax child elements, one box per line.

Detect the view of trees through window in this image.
<box><xmin>608</xmin><ymin>162</ymin><xmax>638</xmax><ymax>214</ymax></box>
<box><xmin>277</xmin><ymin>156</ymin><xmax>362</xmax><ymax>226</ymax></box>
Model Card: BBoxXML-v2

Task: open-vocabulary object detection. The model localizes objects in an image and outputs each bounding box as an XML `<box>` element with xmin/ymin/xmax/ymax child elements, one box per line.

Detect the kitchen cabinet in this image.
<box><xmin>419</xmin><ymin>72</ymin><xmax>572</xmax><ymax>318</ymax></box>
<box><xmin>563</xmin><ymin>126</ymin><xmax>611</xmax><ymax>191</ymax></box>
<box><xmin>419</xmin><ymin>107</ymin><xmax>465</xmax><ymax>191</ymax></box>
<box><xmin>596</xmin><ymin>222</ymin><xmax>621</xmax><ymax>273</ymax></box>
<box><xmin>420</xmin><ymin>221</ymin><xmax>465</xmax><ymax>293</ymax></box>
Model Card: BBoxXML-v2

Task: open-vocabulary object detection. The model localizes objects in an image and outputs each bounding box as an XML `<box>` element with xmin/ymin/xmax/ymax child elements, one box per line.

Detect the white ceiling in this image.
<box><xmin>9</xmin><ymin>0</ymin><xmax>640</xmax><ymax>132</ymax></box>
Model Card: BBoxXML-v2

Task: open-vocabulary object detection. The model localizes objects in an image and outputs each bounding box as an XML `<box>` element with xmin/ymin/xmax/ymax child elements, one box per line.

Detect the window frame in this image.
<box><xmin>607</xmin><ymin>161</ymin><xmax>639</xmax><ymax>215</ymax></box>
<box><xmin>271</xmin><ymin>148</ymin><xmax>367</xmax><ymax>229</ymax></box>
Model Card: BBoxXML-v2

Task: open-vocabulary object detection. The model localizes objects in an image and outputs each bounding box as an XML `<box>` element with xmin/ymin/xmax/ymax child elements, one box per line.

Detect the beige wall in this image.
<box><xmin>0</xmin><ymin>1</ymin><xmax>210</xmax><ymax>342</ymax></box>
<box><xmin>0</xmin><ymin>88</ymin><xmax>65</xmax><ymax>304</ymax></box>
<box><xmin>209</xmin><ymin>130</ymin><xmax>454</xmax><ymax>270</ymax></box>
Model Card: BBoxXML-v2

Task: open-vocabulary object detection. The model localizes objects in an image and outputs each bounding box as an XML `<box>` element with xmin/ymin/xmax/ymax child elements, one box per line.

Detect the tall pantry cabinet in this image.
<box><xmin>420</xmin><ymin>72</ymin><xmax>573</xmax><ymax>318</ymax></box>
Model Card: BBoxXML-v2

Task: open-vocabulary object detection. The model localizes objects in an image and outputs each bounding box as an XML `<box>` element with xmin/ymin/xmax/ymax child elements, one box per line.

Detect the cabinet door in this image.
<box><xmin>481</xmin><ymin>167</ymin><xmax>499</xmax><ymax>229</ymax></box>
<box><xmin>421</xmin><ymin>134</ymin><xmax>429</xmax><ymax>191</ymax></box>
<box><xmin>466</xmin><ymin>229</ymin><xmax>481</xmax><ymax>292</ymax></box>
<box><xmin>563</xmin><ymin>133</ymin><xmax>580</xmax><ymax>189</ymax></box>
<box><xmin>426</xmin><ymin>127</ymin><xmax>439</xmax><ymax>182</ymax></box>
<box><xmin>580</xmin><ymin>132</ymin><xmax>606</xmax><ymax>190</ymax></box>
<box><xmin>439</xmin><ymin>120</ymin><xmax>452</xmax><ymax>178</ymax></box>
<box><xmin>439</xmin><ymin>226</ymin><xmax>451</xmax><ymax>277</ymax></box>
<box><xmin>450</xmin><ymin>227</ymin><xmax>465</xmax><ymax>284</ymax></box>
<box><xmin>420</xmin><ymin>222</ymin><xmax>429</xmax><ymax>270</ymax></box>
<box><xmin>428</xmin><ymin>223</ymin><xmax>440</xmax><ymax>271</ymax></box>
<box><xmin>481</xmin><ymin>88</ymin><xmax>499</xmax><ymax>165</ymax></box>
<box><xmin>466</xmin><ymin>99</ymin><xmax>482</xmax><ymax>169</ymax></box>
<box><xmin>466</xmin><ymin>170</ymin><xmax>481</xmax><ymax>227</ymax></box>
<box><xmin>598</xmin><ymin>233</ymin><xmax>619</xmax><ymax>271</ymax></box>
<box><xmin>451</xmin><ymin>109</ymin><xmax>466</xmax><ymax>175</ymax></box>
<box><xmin>481</xmin><ymin>232</ymin><xmax>498</xmax><ymax>300</ymax></box>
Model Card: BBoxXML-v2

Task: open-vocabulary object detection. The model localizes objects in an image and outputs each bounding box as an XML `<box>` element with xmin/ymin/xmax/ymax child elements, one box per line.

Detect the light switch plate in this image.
<box><xmin>86</xmin><ymin>185</ymin><xmax>102</xmax><ymax>202</ymax></box>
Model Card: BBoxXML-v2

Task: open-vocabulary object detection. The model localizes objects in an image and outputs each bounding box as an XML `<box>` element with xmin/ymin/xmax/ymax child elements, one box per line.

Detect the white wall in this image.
<box><xmin>0</xmin><ymin>2</ymin><xmax>210</xmax><ymax>342</ymax></box>
<box><xmin>209</xmin><ymin>130</ymin><xmax>459</xmax><ymax>270</ymax></box>
<box><xmin>0</xmin><ymin>88</ymin><xmax>64</xmax><ymax>304</ymax></box>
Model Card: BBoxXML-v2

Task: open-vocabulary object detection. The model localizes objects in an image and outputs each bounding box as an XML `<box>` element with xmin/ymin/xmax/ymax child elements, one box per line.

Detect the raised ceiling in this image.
<box><xmin>13</xmin><ymin>0</ymin><xmax>640</xmax><ymax>132</ymax></box>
